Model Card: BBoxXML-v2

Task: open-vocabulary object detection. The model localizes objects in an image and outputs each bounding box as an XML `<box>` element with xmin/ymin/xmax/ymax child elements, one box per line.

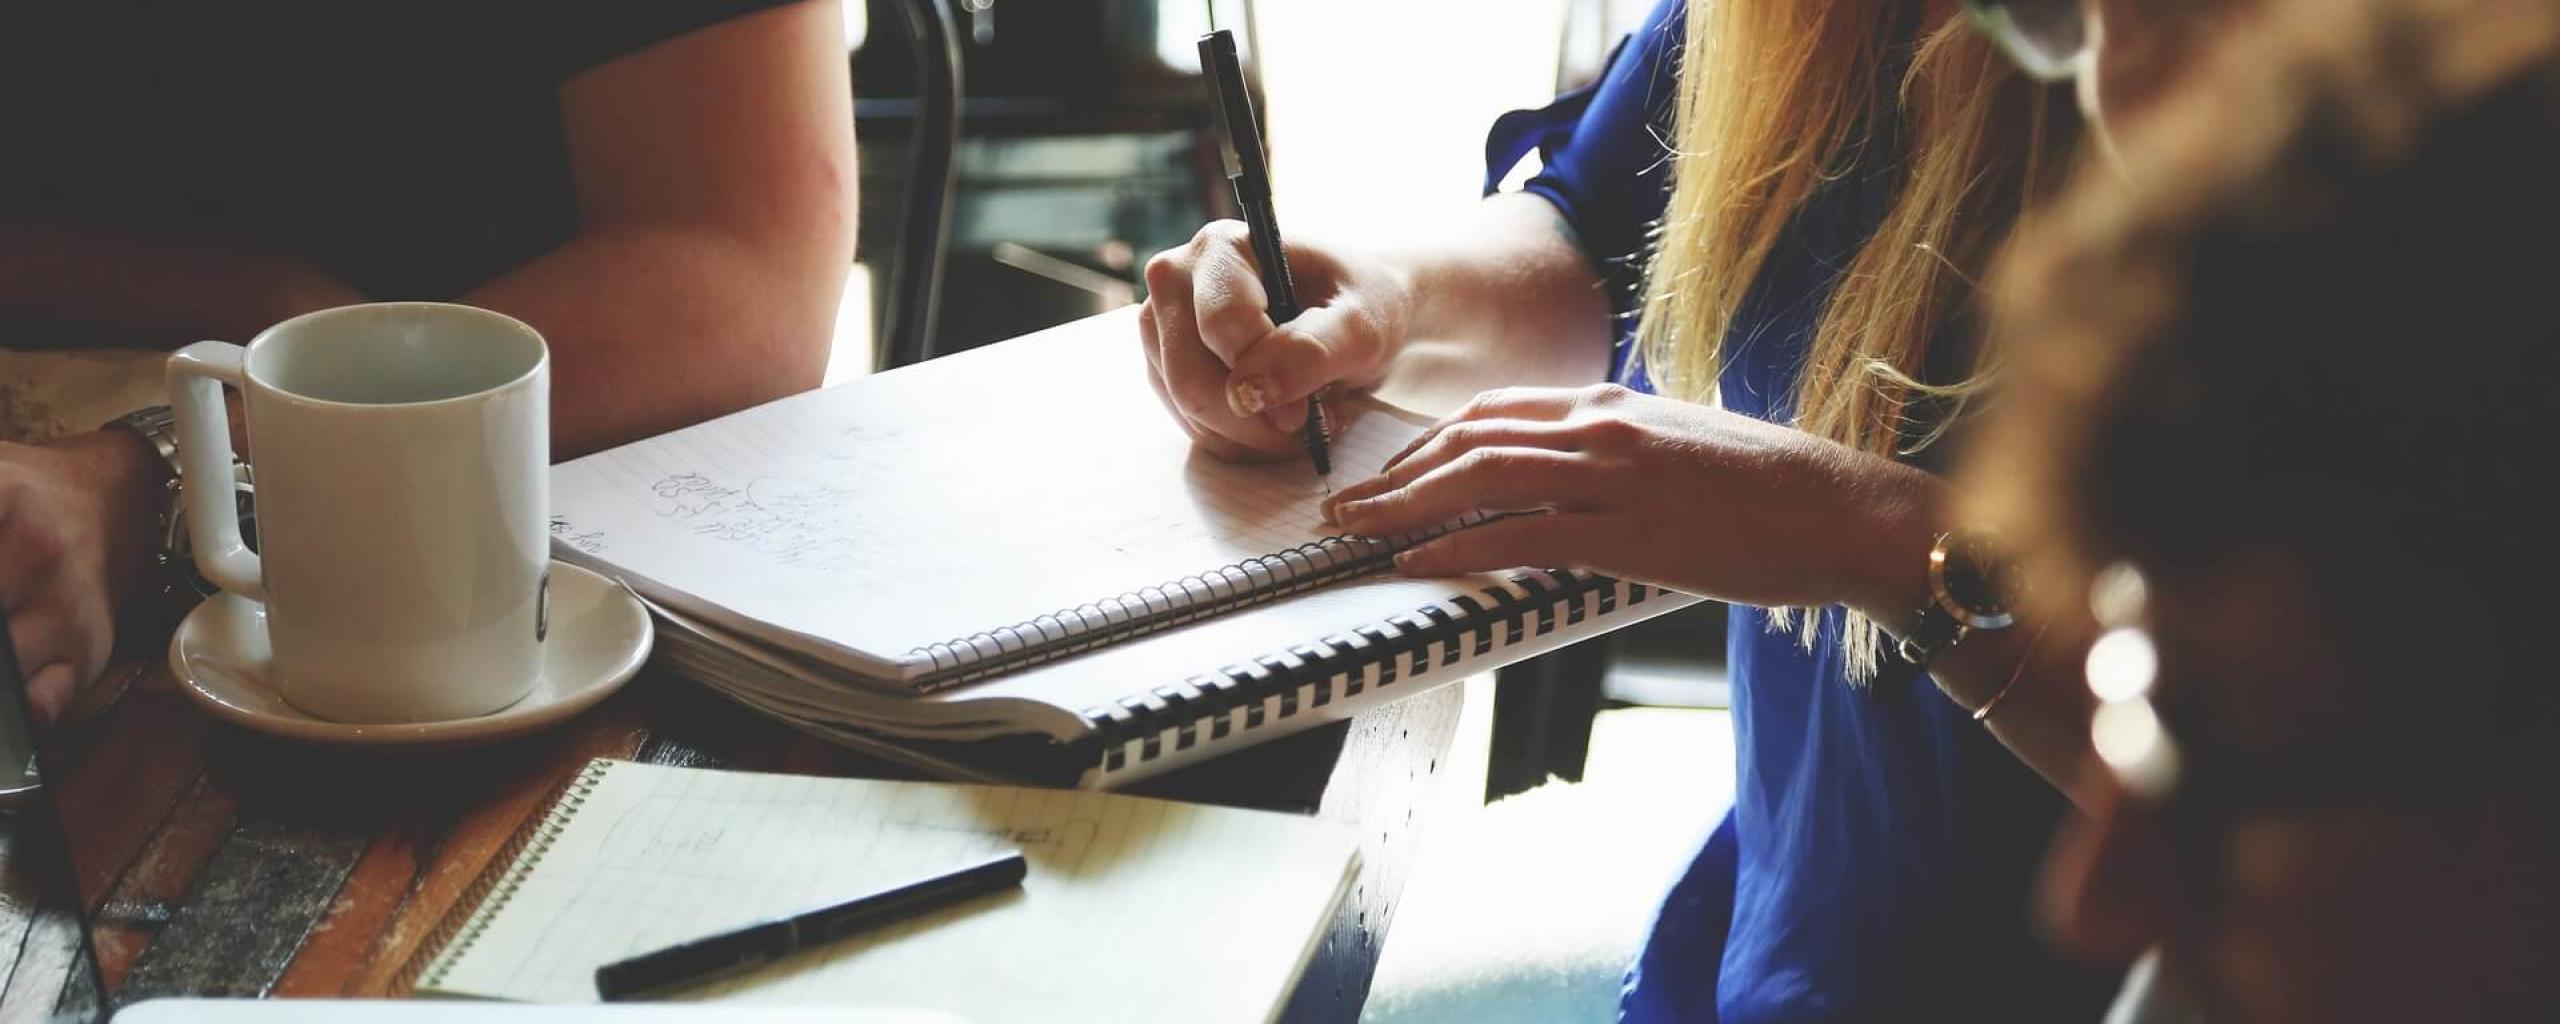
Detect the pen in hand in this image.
<box><xmin>1200</xmin><ymin>28</ymin><xmax>1333</xmax><ymax>486</ymax></box>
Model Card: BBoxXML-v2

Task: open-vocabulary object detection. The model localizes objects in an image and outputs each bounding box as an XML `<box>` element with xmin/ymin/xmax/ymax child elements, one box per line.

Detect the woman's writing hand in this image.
<box><xmin>1138</xmin><ymin>221</ymin><xmax>1412</xmax><ymax>461</ymax></box>
<box><xmin>1323</xmin><ymin>385</ymin><xmax>1936</xmax><ymax>615</ymax></box>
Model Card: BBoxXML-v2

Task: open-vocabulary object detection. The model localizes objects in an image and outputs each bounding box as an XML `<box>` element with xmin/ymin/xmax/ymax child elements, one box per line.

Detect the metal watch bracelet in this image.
<box><xmin>102</xmin><ymin>405</ymin><xmax>253</xmax><ymax>601</ymax></box>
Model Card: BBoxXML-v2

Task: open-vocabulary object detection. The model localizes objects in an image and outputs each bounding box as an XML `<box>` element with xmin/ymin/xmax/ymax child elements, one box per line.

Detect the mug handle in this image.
<box><xmin>166</xmin><ymin>342</ymin><xmax>263</xmax><ymax>600</ymax></box>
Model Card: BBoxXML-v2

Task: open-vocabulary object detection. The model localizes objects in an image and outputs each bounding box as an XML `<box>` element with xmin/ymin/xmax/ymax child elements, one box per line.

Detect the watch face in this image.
<box><xmin>1942</xmin><ymin>534</ymin><xmax>2023</xmax><ymax>620</ymax></box>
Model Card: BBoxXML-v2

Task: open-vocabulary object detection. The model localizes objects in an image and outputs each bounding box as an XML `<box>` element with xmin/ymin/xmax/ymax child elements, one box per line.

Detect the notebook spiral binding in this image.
<box><xmin>402</xmin><ymin>758</ymin><xmax>615</xmax><ymax>994</ymax></box>
<box><xmin>908</xmin><ymin>512</ymin><xmax>1493</xmax><ymax>692</ymax></box>
<box><xmin>1075</xmin><ymin>568</ymin><xmax>1660</xmax><ymax>775</ymax></box>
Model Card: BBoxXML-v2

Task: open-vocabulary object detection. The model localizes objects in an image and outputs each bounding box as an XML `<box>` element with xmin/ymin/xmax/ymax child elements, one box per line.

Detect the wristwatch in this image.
<box><xmin>1895</xmin><ymin>529</ymin><xmax>2023</xmax><ymax>669</ymax></box>
<box><xmin>102</xmin><ymin>405</ymin><xmax>256</xmax><ymax>600</ymax></box>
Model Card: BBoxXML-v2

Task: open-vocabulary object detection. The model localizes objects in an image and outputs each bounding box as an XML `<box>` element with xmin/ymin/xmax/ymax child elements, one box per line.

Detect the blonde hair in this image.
<box><xmin>1634</xmin><ymin>1</ymin><xmax>2070</xmax><ymax>679</ymax></box>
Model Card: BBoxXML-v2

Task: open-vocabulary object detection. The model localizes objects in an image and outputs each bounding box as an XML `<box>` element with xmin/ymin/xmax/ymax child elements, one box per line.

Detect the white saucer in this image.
<box><xmin>167</xmin><ymin>561</ymin><xmax>653</xmax><ymax>749</ymax></box>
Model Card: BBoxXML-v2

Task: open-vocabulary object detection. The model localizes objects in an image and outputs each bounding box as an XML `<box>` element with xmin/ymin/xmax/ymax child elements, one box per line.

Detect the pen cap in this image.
<box><xmin>1198</xmin><ymin>31</ymin><xmax>1270</xmax><ymax>185</ymax></box>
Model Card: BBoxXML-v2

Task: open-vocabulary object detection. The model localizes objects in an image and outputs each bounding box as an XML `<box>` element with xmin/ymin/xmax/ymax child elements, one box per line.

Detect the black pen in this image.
<box><xmin>1200</xmin><ymin>28</ymin><xmax>1333</xmax><ymax>482</ymax></box>
<box><xmin>594</xmin><ymin>850</ymin><xmax>1028</xmax><ymax>1001</ymax></box>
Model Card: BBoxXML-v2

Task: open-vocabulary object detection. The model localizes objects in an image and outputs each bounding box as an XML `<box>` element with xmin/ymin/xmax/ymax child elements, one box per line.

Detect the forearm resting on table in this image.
<box><xmin>464</xmin><ymin>220</ymin><xmax>843</xmax><ymax>460</ymax></box>
<box><xmin>1372</xmin><ymin>193</ymin><xmax>1613</xmax><ymax>412</ymax></box>
<box><xmin>0</xmin><ymin>225</ymin><xmax>363</xmax><ymax>347</ymax></box>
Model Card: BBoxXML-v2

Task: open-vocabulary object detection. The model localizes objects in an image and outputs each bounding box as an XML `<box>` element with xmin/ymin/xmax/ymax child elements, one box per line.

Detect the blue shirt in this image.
<box><xmin>1485</xmin><ymin>4</ymin><xmax>2118</xmax><ymax>1020</ymax></box>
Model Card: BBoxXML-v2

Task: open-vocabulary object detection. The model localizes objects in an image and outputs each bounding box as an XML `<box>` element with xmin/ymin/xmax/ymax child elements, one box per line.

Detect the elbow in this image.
<box><xmin>766</xmin><ymin>153</ymin><xmax>860</xmax><ymax>394</ymax></box>
<box><xmin>790</xmin><ymin>144</ymin><xmax>861</xmax><ymax>294</ymax></box>
<box><xmin>712</xmin><ymin>208</ymin><xmax>855</xmax><ymax>406</ymax></box>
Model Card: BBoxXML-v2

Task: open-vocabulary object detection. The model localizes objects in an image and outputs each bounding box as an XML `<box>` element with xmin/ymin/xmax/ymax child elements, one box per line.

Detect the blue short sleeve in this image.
<box><xmin>1483</xmin><ymin>0</ymin><xmax>1685</xmax><ymax>384</ymax></box>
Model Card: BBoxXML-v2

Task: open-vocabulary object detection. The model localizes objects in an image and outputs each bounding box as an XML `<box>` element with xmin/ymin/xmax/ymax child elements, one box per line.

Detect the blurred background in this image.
<box><xmin>828</xmin><ymin>0</ymin><xmax>1658</xmax><ymax>381</ymax></box>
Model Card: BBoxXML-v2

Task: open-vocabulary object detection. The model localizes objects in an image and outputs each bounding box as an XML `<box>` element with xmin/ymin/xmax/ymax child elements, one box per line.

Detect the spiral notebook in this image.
<box><xmin>406</xmin><ymin>759</ymin><xmax>1357</xmax><ymax>1021</ymax></box>
<box><xmin>550</xmin><ymin>309</ymin><xmax>1699</xmax><ymax>785</ymax></box>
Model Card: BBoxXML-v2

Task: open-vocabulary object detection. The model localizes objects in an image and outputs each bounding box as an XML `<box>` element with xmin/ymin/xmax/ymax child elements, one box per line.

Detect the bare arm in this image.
<box><xmin>0</xmin><ymin>0</ymin><xmax>856</xmax><ymax>718</ymax></box>
<box><xmin>468</xmin><ymin>0</ymin><xmax>857</xmax><ymax>458</ymax></box>
<box><xmin>1</xmin><ymin>2</ymin><xmax>854</xmax><ymax>460</ymax></box>
<box><xmin>1140</xmin><ymin>192</ymin><xmax>1612</xmax><ymax>459</ymax></box>
<box><xmin>1372</xmin><ymin>193</ymin><xmax>1615</xmax><ymax>412</ymax></box>
<box><xmin>0</xmin><ymin>227</ymin><xmax>363</xmax><ymax>347</ymax></box>
<box><xmin>1323</xmin><ymin>382</ymin><xmax>2097</xmax><ymax>799</ymax></box>
<box><xmin>1836</xmin><ymin>475</ymin><xmax>2098</xmax><ymax>797</ymax></box>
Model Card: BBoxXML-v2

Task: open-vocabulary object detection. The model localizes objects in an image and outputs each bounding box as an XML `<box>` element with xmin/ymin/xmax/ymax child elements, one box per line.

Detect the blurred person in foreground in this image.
<box><xmin>1972</xmin><ymin>0</ymin><xmax>2560</xmax><ymax>1018</ymax></box>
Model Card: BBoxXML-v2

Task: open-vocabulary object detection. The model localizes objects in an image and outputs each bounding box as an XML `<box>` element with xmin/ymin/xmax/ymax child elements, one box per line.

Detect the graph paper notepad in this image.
<box><xmin>548</xmin><ymin>309</ymin><xmax>1700</xmax><ymax>784</ymax></box>
<box><xmin>411</xmin><ymin>759</ymin><xmax>1356</xmax><ymax>1022</ymax></box>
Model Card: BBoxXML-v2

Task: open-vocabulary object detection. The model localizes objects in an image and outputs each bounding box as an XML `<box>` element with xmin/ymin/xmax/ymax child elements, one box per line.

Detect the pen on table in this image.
<box><xmin>594</xmin><ymin>849</ymin><xmax>1028</xmax><ymax>1001</ymax></box>
<box><xmin>1199</xmin><ymin>28</ymin><xmax>1333</xmax><ymax>486</ymax></box>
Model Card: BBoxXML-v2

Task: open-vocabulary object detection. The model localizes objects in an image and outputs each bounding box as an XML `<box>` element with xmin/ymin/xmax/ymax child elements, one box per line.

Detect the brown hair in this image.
<box><xmin>1972</xmin><ymin>0</ymin><xmax>2560</xmax><ymax>688</ymax></box>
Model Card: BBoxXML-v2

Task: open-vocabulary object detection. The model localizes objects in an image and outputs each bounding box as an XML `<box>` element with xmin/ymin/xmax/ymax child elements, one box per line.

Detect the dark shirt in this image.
<box><xmin>0</xmin><ymin>2</ymin><xmax>795</xmax><ymax>302</ymax></box>
<box><xmin>1485</xmin><ymin>2</ymin><xmax>2116</xmax><ymax>1020</ymax></box>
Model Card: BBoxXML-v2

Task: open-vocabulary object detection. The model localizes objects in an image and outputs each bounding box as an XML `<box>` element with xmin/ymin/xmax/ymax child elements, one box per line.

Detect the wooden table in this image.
<box><xmin>0</xmin><ymin>615</ymin><xmax>1465</xmax><ymax>1022</ymax></box>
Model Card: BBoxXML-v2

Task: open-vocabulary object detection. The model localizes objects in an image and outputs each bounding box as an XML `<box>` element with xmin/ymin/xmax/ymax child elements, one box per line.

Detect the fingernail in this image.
<box><xmin>1228</xmin><ymin>377</ymin><xmax>1270</xmax><ymax>417</ymax></box>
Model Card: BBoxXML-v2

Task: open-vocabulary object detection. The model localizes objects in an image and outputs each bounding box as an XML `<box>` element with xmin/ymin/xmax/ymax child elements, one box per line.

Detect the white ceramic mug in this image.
<box><xmin>169</xmin><ymin>303</ymin><xmax>550</xmax><ymax>724</ymax></box>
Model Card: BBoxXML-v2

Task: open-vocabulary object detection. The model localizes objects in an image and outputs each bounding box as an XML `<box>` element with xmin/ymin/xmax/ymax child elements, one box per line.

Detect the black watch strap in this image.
<box><xmin>1894</xmin><ymin>529</ymin><xmax>2023</xmax><ymax>670</ymax></box>
<box><xmin>1896</xmin><ymin>602</ymin><xmax>1971</xmax><ymax>669</ymax></box>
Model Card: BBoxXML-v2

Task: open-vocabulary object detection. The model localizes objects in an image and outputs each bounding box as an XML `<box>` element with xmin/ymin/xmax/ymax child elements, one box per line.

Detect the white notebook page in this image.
<box><xmin>419</xmin><ymin>760</ymin><xmax>1356</xmax><ymax>1022</ymax></box>
<box><xmin>550</xmin><ymin>308</ymin><xmax>1432</xmax><ymax>679</ymax></box>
